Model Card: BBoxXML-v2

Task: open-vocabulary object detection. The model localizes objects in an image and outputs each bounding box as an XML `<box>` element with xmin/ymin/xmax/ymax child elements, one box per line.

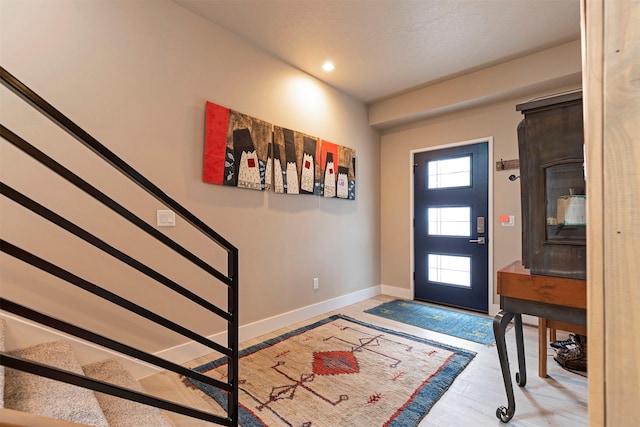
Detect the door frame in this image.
<box><xmin>409</xmin><ymin>137</ymin><xmax>497</xmax><ymax>315</ymax></box>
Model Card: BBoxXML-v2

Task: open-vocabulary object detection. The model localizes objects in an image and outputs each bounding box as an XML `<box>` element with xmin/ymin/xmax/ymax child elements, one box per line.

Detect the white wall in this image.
<box><xmin>0</xmin><ymin>0</ymin><xmax>380</xmax><ymax>354</ymax></box>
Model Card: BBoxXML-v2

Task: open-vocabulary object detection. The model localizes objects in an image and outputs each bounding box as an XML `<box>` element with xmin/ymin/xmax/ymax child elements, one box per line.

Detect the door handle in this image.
<box><xmin>469</xmin><ymin>237</ymin><xmax>486</xmax><ymax>244</ymax></box>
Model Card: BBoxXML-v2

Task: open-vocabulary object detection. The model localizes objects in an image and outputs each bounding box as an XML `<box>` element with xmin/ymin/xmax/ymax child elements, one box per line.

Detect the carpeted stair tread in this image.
<box><xmin>4</xmin><ymin>340</ymin><xmax>109</xmax><ymax>427</ymax></box>
<box><xmin>83</xmin><ymin>358</ymin><xmax>172</xmax><ymax>427</ymax></box>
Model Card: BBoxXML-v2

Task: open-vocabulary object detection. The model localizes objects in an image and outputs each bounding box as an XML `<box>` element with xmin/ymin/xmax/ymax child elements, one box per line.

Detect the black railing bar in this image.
<box><xmin>0</xmin><ymin>353</ymin><xmax>232</xmax><ymax>426</ymax></box>
<box><xmin>0</xmin><ymin>298</ymin><xmax>231</xmax><ymax>392</ymax></box>
<box><xmin>227</xmin><ymin>249</ymin><xmax>239</xmax><ymax>425</ymax></box>
<box><xmin>0</xmin><ymin>240</ymin><xmax>232</xmax><ymax>358</ymax></box>
<box><xmin>0</xmin><ymin>66</ymin><xmax>236</xmax><ymax>255</ymax></box>
<box><xmin>0</xmin><ymin>124</ymin><xmax>232</xmax><ymax>288</ymax></box>
<box><xmin>0</xmin><ymin>183</ymin><xmax>232</xmax><ymax>323</ymax></box>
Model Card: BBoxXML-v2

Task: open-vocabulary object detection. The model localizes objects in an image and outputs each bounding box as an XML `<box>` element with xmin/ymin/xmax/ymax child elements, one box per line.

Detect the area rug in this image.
<box><xmin>365</xmin><ymin>299</ymin><xmax>495</xmax><ymax>345</ymax></box>
<box><xmin>188</xmin><ymin>314</ymin><xmax>475</xmax><ymax>427</ymax></box>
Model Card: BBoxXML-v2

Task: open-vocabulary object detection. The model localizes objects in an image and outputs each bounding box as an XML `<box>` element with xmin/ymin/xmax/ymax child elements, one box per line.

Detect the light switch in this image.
<box><xmin>500</xmin><ymin>215</ymin><xmax>515</xmax><ymax>227</ymax></box>
<box><xmin>157</xmin><ymin>210</ymin><xmax>176</xmax><ymax>227</ymax></box>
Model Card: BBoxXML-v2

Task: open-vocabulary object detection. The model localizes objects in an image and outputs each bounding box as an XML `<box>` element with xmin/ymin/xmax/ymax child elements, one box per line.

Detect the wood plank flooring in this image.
<box><xmin>139</xmin><ymin>295</ymin><xmax>588</xmax><ymax>426</ymax></box>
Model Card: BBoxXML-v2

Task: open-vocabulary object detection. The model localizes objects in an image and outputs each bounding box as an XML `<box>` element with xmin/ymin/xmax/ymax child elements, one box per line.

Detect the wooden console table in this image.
<box><xmin>493</xmin><ymin>261</ymin><xmax>586</xmax><ymax>422</ymax></box>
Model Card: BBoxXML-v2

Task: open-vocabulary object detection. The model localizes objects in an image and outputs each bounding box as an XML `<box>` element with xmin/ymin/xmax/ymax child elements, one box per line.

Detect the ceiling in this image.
<box><xmin>174</xmin><ymin>0</ymin><xmax>581</xmax><ymax>104</ymax></box>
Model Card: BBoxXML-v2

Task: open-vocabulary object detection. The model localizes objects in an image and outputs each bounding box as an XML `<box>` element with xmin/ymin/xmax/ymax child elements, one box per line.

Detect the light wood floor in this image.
<box><xmin>140</xmin><ymin>295</ymin><xmax>588</xmax><ymax>426</ymax></box>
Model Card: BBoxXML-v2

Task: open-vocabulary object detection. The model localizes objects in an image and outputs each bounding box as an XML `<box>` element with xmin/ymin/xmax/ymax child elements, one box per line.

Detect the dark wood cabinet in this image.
<box><xmin>517</xmin><ymin>90</ymin><xmax>586</xmax><ymax>280</ymax></box>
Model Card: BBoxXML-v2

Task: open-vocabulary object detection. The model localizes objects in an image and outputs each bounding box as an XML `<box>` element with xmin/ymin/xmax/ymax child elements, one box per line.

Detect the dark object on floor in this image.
<box><xmin>550</xmin><ymin>333</ymin><xmax>581</xmax><ymax>350</ymax></box>
<box><xmin>554</xmin><ymin>334</ymin><xmax>587</xmax><ymax>373</ymax></box>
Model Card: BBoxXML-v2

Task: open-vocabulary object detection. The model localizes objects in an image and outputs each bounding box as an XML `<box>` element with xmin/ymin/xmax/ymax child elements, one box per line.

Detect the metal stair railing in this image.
<box><xmin>0</xmin><ymin>66</ymin><xmax>239</xmax><ymax>426</ymax></box>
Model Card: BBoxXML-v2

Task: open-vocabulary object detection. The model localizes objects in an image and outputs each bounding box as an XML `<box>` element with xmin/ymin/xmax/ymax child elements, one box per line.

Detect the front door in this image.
<box><xmin>413</xmin><ymin>141</ymin><xmax>489</xmax><ymax>313</ymax></box>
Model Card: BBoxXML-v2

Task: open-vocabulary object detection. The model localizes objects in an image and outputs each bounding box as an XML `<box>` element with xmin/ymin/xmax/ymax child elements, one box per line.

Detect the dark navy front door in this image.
<box><xmin>414</xmin><ymin>141</ymin><xmax>489</xmax><ymax>313</ymax></box>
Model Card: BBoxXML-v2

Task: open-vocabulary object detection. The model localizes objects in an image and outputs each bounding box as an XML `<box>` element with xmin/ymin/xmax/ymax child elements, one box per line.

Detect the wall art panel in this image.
<box><xmin>272</xmin><ymin>126</ymin><xmax>320</xmax><ymax>195</ymax></box>
<box><xmin>320</xmin><ymin>140</ymin><xmax>356</xmax><ymax>200</ymax></box>
<box><xmin>338</xmin><ymin>145</ymin><xmax>356</xmax><ymax>200</ymax></box>
<box><xmin>320</xmin><ymin>140</ymin><xmax>338</xmax><ymax>198</ymax></box>
<box><xmin>203</xmin><ymin>101</ymin><xmax>272</xmax><ymax>191</ymax></box>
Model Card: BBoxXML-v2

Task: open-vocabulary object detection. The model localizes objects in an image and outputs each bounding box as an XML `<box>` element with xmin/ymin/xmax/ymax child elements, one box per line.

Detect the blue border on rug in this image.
<box><xmin>365</xmin><ymin>299</ymin><xmax>495</xmax><ymax>345</ymax></box>
<box><xmin>188</xmin><ymin>314</ymin><xmax>476</xmax><ymax>427</ymax></box>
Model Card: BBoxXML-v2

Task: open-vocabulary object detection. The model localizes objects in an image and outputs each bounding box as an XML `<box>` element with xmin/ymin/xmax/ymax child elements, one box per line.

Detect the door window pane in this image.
<box><xmin>428</xmin><ymin>254</ymin><xmax>471</xmax><ymax>287</ymax></box>
<box><xmin>428</xmin><ymin>156</ymin><xmax>471</xmax><ymax>189</ymax></box>
<box><xmin>428</xmin><ymin>207</ymin><xmax>471</xmax><ymax>236</ymax></box>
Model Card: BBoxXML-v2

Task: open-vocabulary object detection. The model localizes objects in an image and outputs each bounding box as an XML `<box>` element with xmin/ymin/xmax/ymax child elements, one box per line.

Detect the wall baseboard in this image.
<box><xmin>1</xmin><ymin>285</ymin><xmax>383</xmax><ymax>379</ymax></box>
<box><xmin>154</xmin><ymin>285</ymin><xmax>382</xmax><ymax>374</ymax></box>
<box><xmin>380</xmin><ymin>284</ymin><xmax>412</xmax><ymax>300</ymax></box>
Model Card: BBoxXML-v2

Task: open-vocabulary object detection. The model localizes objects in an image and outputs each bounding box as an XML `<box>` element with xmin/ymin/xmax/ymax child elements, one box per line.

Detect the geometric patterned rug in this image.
<box><xmin>188</xmin><ymin>314</ymin><xmax>476</xmax><ymax>426</ymax></box>
<box><xmin>365</xmin><ymin>299</ymin><xmax>496</xmax><ymax>345</ymax></box>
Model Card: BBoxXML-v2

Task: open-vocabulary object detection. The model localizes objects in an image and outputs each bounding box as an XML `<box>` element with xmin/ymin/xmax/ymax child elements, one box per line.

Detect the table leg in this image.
<box><xmin>493</xmin><ymin>310</ymin><xmax>517</xmax><ymax>422</ymax></box>
<box><xmin>538</xmin><ymin>318</ymin><xmax>548</xmax><ymax>378</ymax></box>
<box><xmin>514</xmin><ymin>314</ymin><xmax>526</xmax><ymax>386</ymax></box>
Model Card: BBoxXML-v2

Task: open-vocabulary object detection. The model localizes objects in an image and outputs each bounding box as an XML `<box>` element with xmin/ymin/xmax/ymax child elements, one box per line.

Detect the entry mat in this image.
<box><xmin>365</xmin><ymin>299</ymin><xmax>495</xmax><ymax>345</ymax></box>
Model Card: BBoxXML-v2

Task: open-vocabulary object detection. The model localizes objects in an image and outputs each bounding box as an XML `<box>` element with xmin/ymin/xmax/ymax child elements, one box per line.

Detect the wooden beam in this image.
<box><xmin>584</xmin><ymin>0</ymin><xmax>640</xmax><ymax>425</ymax></box>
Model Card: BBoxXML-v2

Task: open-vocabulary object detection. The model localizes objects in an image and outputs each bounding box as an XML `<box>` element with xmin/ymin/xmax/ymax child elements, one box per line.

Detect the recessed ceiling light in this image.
<box><xmin>322</xmin><ymin>61</ymin><xmax>335</xmax><ymax>72</ymax></box>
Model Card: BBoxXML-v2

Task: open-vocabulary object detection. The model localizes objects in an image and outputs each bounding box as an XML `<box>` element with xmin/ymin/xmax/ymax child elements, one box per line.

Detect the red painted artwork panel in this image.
<box><xmin>203</xmin><ymin>101</ymin><xmax>229</xmax><ymax>184</ymax></box>
<box><xmin>321</xmin><ymin>140</ymin><xmax>339</xmax><ymax>172</ymax></box>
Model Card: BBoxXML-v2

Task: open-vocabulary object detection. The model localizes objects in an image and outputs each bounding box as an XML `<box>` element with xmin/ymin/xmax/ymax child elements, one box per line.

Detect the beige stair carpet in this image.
<box><xmin>4</xmin><ymin>340</ymin><xmax>109</xmax><ymax>427</ymax></box>
<box><xmin>83</xmin><ymin>358</ymin><xmax>172</xmax><ymax>427</ymax></box>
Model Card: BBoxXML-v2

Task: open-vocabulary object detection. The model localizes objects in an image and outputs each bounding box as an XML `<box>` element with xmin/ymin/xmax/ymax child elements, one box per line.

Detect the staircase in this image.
<box><xmin>1</xmin><ymin>67</ymin><xmax>239</xmax><ymax>425</ymax></box>
<box><xmin>0</xmin><ymin>319</ymin><xmax>179</xmax><ymax>426</ymax></box>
